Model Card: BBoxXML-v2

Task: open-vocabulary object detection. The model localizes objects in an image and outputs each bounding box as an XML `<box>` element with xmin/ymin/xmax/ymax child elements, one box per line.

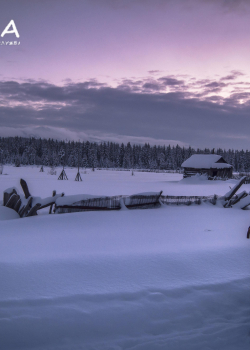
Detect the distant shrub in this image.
<box><xmin>15</xmin><ymin>159</ymin><xmax>20</xmax><ymax>167</ymax></box>
<box><xmin>48</xmin><ymin>166</ymin><xmax>57</xmax><ymax>175</ymax></box>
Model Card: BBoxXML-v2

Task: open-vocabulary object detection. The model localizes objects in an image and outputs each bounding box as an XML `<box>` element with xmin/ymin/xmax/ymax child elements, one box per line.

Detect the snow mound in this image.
<box><xmin>179</xmin><ymin>173</ymin><xmax>209</xmax><ymax>184</ymax></box>
<box><xmin>0</xmin><ymin>206</ymin><xmax>20</xmax><ymax>221</ymax></box>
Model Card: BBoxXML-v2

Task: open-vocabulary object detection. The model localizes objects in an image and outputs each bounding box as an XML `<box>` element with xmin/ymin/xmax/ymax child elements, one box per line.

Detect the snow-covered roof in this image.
<box><xmin>181</xmin><ymin>154</ymin><xmax>232</xmax><ymax>169</ymax></box>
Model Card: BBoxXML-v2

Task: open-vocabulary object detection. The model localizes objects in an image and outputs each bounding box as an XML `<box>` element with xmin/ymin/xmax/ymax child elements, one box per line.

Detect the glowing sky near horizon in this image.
<box><xmin>1</xmin><ymin>0</ymin><xmax>250</xmax><ymax>149</ymax></box>
<box><xmin>0</xmin><ymin>0</ymin><xmax>249</xmax><ymax>85</ymax></box>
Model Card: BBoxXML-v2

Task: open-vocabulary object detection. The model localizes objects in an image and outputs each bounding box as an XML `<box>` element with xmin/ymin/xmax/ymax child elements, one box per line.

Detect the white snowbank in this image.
<box><xmin>32</xmin><ymin>193</ymin><xmax>64</xmax><ymax>207</ymax></box>
<box><xmin>179</xmin><ymin>173</ymin><xmax>209</xmax><ymax>183</ymax></box>
<box><xmin>0</xmin><ymin>166</ymin><xmax>250</xmax><ymax>350</ymax></box>
<box><xmin>3</xmin><ymin>186</ymin><xmax>18</xmax><ymax>194</ymax></box>
<box><xmin>0</xmin><ymin>206</ymin><xmax>20</xmax><ymax>220</ymax></box>
<box><xmin>0</xmin><ymin>205</ymin><xmax>250</xmax><ymax>350</ymax></box>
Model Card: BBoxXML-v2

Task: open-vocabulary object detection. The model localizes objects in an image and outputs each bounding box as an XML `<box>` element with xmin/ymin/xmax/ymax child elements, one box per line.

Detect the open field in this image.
<box><xmin>0</xmin><ymin>166</ymin><xmax>250</xmax><ymax>350</ymax></box>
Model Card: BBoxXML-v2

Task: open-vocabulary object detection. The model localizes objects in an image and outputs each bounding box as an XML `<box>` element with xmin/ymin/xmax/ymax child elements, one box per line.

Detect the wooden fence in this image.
<box><xmin>2</xmin><ymin>176</ymin><xmax>249</xmax><ymax>217</ymax></box>
<box><xmin>55</xmin><ymin>196</ymin><xmax>122</xmax><ymax>214</ymax></box>
<box><xmin>160</xmin><ymin>195</ymin><xmax>217</xmax><ymax>206</ymax></box>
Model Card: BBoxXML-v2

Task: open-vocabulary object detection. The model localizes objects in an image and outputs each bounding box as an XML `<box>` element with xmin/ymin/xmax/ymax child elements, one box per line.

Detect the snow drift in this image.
<box><xmin>0</xmin><ymin>167</ymin><xmax>250</xmax><ymax>350</ymax></box>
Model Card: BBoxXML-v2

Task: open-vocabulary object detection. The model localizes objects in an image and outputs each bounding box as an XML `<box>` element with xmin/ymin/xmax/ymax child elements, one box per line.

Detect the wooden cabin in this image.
<box><xmin>181</xmin><ymin>154</ymin><xmax>233</xmax><ymax>179</ymax></box>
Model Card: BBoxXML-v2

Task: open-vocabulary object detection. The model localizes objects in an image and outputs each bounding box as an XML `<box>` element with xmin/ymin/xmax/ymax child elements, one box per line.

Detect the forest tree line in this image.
<box><xmin>0</xmin><ymin>136</ymin><xmax>250</xmax><ymax>172</ymax></box>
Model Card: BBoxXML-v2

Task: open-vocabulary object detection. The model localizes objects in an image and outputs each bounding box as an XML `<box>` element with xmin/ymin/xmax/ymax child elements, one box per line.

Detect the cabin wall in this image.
<box><xmin>183</xmin><ymin>167</ymin><xmax>232</xmax><ymax>179</ymax></box>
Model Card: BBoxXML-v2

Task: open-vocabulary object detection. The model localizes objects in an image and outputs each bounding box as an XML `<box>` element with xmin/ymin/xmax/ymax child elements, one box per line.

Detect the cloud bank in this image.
<box><xmin>1</xmin><ymin>71</ymin><xmax>250</xmax><ymax>149</ymax></box>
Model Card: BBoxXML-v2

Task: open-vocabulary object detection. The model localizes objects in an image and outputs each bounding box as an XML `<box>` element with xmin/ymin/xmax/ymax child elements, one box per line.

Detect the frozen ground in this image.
<box><xmin>0</xmin><ymin>166</ymin><xmax>250</xmax><ymax>350</ymax></box>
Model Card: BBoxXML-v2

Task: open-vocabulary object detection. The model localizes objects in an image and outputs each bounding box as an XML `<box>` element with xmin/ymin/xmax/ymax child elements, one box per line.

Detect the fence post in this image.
<box><xmin>247</xmin><ymin>226</ymin><xmax>250</xmax><ymax>239</ymax></box>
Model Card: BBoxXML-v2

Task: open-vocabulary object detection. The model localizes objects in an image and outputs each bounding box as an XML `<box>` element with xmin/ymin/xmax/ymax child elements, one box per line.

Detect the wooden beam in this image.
<box><xmin>25</xmin><ymin>203</ymin><xmax>41</xmax><ymax>217</ymax></box>
<box><xmin>3</xmin><ymin>188</ymin><xmax>17</xmax><ymax>206</ymax></box>
<box><xmin>49</xmin><ymin>190</ymin><xmax>56</xmax><ymax>214</ymax></box>
<box><xmin>19</xmin><ymin>197</ymin><xmax>32</xmax><ymax>218</ymax></box>
<box><xmin>20</xmin><ymin>179</ymin><xmax>31</xmax><ymax>199</ymax></box>
<box><xmin>224</xmin><ymin>176</ymin><xmax>246</xmax><ymax>202</ymax></box>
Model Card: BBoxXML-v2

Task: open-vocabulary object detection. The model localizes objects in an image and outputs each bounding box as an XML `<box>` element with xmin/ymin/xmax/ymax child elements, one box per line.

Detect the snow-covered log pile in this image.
<box><xmin>2</xmin><ymin>179</ymin><xmax>64</xmax><ymax>218</ymax></box>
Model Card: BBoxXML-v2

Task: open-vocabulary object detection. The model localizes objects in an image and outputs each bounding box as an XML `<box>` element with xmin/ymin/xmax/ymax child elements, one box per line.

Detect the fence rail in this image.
<box><xmin>55</xmin><ymin>196</ymin><xmax>122</xmax><ymax>213</ymax></box>
<box><xmin>160</xmin><ymin>195</ymin><xmax>217</xmax><ymax>205</ymax></box>
<box><xmin>2</xmin><ymin>176</ymin><xmax>248</xmax><ymax>217</ymax></box>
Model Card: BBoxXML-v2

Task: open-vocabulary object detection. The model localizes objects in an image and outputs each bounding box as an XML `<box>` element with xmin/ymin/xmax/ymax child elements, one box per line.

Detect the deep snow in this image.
<box><xmin>0</xmin><ymin>166</ymin><xmax>249</xmax><ymax>350</ymax></box>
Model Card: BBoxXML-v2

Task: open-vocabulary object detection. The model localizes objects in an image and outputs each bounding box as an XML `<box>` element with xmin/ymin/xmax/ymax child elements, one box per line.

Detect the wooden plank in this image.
<box><xmin>224</xmin><ymin>176</ymin><xmax>246</xmax><ymax>202</ymax></box>
<box><xmin>20</xmin><ymin>179</ymin><xmax>31</xmax><ymax>199</ymax></box>
<box><xmin>240</xmin><ymin>200</ymin><xmax>250</xmax><ymax>210</ymax></box>
<box><xmin>230</xmin><ymin>191</ymin><xmax>248</xmax><ymax>206</ymax></box>
<box><xmin>9</xmin><ymin>194</ymin><xmax>20</xmax><ymax>209</ymax></box>
<box><xmin>19</xmin><ymin>197</ymin><xmax>32</xmax><ymax>218</ymax></box>
<box><xmin>3</xmin><ymin>188</ymin><xmax>17</xmax><ymax>206</ymax></box>
<box><xmin>13</xmin><ymin>198</ymin><xmax>22</xmax><ymax>213</ymax></box>
<box><xmin>25</xmin><ymin>203</ymin><xmax>41</xmax><ymax>217</ymax></box>
<box><xmin>125</xmin><ymin>191</ymin><xmax>163</xmax><ymax>208</ymax></box>
<box><xmin>49</xmin><ymin>190</ymin><xmax>56</xmax><ymax>214</ymax></box>
<box><xmin>5</xmin><ymin>194</ymin><xmax>19</xmax><ymax>209</ymax></box>
<box><xmin>55</xmin><ymin>205</ymin><xmax>121</xmax><ymax>213</ymax></box>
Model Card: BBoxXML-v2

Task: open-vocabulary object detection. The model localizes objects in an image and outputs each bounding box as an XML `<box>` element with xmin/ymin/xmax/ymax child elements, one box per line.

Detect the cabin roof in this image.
<box><xmin>181</xmin><ymin>154</ymin><xmax>233</xmax><ymax>169</ymax></box>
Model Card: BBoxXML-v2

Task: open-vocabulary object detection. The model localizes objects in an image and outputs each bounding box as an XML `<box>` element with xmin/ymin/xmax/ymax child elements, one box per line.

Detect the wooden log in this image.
<box><xmin>5</xmin><ymin>194</ymin><xmax>19</xmax><ymax>209</ymax></box>
<box><xmin>224</xmin><ymin>176</ymin><xmax>246</xmax><ymax>201</ymax></box>
<box><xmin>13</xmin><ymin>198</ymin><xmax>22</xmax><ymax>213</ymax></box>
<box><xmin>19</xmin><ymin>197</ymin><xmax>32</xmax><ymax>218</ymax></box>
<box><xmin>25</xmin><ymin>203</ymin><xmax>41</xmax><ymax>217</ymax></box>
<box><xmin>247</xmin><ymin>227</ymin><xmax>250</xmax><ymax>239</ymax></box>
<box><xmin>230</xmin><ymin>191</ymin><xmax>248</xmax><ymax>206</ymax></box>
<box><xmin>20</xmin><ymin>179</ymin><xmax>31</xmax><ymax>199</ymax></box>
<box><xmin>240</xmin><ymin>201</ymin><xmax>250</xmax><ymax>210</ymax></box>
<box><xmin>49</xmin><ymin>190</ymin><xmax>56</xmax><ymax>214</ymax></box>
<box><xmin>10</xmin><ymin>194</ymin><xmax>20</xmax><ymax>209</ymax></box>
<box><xmin>55</xmin><ymin>205</ymin><xmax>121</xmax><ymax>213</ymax></box>
<box><xmin>3</xmin><ymin>188</ymin><xmax>17</xmax><ymax>206</ymax></box>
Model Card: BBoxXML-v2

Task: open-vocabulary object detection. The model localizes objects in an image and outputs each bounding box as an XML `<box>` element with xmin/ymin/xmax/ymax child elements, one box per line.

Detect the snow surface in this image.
<box><xmin>0</xmin><ymin>166</ymin><xmax>250</xmax><ymax>350</ymax></box>
<box><xmin>181</xmin><ymin>154</ymin><xmax>232</xmax><ymax>169</ymax></box>
<box><xmin>0</xmin><ymin>206</ymin><xmax>20</xmax><ymax>220</ymax></box>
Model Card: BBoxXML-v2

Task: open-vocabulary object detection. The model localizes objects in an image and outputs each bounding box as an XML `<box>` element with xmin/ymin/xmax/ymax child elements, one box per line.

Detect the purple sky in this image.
<box><xmin>1</xmin><ymin>0</ymin><xmax>250</xmax><ymax>149</ymax></box>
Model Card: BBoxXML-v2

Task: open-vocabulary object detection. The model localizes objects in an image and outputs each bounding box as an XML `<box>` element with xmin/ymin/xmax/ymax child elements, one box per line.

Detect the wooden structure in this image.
<box><xmin>181</xmin><ymin>154</ymin><xmax>233</xmax><ymax>179</ymax></box>
<box><xmin>58</xmin><ymin>167</ymin><xmax>68</xmax><ymax>180</ymax></box>
<box><xmin>54</xmin><ymin>192</ymin><xmax>163</xmax><ymax>213</ymax></box>
<box><xmin>75</xmin><ymin>142</ymin><xmax>82</xmax><ymax>181</ymax></box>
<box><xmin>3</xmin><ymin>179</ymin><xmax>64</xmax><ymax>218</ymax></box>
<box><xmin>2</xmin><ymin>177</ymin><xmax>250</xmax><ymax>229</ymax></box>
<box><xmin>55</xmin><ymin>196</ymin><xmax>122</xmax><ymax>213</ymax></box>
<box><xmin>123</xmin><ymin>191</ymin><xmax>162</xmax><ymax>209</ymax></box>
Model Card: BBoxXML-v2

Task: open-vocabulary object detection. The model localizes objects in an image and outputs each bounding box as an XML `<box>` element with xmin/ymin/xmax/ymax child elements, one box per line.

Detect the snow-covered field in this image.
<box><xmin>0</xmin><ymin>166</ymin><xmax>250</xmax><ymax>350</ymax></box>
